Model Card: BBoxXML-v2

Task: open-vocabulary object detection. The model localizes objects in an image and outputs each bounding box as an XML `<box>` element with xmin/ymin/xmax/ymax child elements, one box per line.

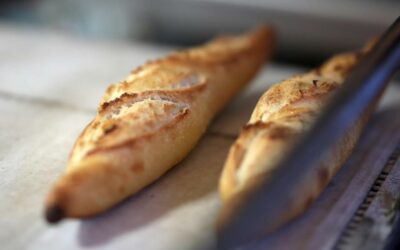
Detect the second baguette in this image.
<box><xmin>218</xmin><ymin>44</ymin><xmax>374</xmax><ymax>234</ymax></box>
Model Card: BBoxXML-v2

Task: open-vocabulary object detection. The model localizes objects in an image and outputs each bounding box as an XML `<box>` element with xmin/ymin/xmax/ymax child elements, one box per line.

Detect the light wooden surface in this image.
<box><xmin>0</xmin><ymin>24</ymin><xmax>399</xmax><ymax>250</ymax></box>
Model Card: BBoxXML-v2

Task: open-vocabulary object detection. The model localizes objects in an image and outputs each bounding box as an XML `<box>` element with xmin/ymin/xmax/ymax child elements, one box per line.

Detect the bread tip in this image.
<box><xmin>45</xmin><ymin>204</ymin><xmax>64</xmax><ymax>224</ymax></box>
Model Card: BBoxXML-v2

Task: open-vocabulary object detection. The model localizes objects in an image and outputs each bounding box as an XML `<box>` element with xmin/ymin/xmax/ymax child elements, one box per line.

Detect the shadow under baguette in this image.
<box><xmin>77</xmin><ymin>134</ymin><xmax>234</xmax><ymax>248</ymax></box>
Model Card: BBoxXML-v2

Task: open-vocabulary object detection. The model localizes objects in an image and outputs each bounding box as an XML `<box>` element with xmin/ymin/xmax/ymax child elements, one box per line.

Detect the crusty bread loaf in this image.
<box><xmin>218</xmin><ymin>46</ymin><xmax>372</xmax><ymax>233</ymax></box>
<box><xmin>44</xmin><ymin>26</ymin><xmax>273</xmax><ymax>222</ymax></box>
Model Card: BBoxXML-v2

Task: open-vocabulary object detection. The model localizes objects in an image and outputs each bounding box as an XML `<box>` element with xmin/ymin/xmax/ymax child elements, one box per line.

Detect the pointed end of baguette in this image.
<box><xmin>45</xmin><ymin>203</ymin><xmax>65</xmax><ymax>224</ymax></box>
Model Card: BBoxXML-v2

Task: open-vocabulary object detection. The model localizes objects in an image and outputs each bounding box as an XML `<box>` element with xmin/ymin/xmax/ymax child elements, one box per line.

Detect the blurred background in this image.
<box><xmin>1</xmin><ymin>0</ymin><xmax>399</xmax><ymax>66</ymax></box>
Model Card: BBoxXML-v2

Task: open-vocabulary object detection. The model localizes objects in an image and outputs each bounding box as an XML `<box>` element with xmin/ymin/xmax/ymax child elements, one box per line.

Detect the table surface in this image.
<box><xmin>0</xmin><ymin>24</ymin><xmax>399</xmax><ymax>250</ymax></box>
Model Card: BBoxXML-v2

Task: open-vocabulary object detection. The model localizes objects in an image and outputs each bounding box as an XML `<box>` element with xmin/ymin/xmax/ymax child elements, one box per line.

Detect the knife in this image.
<box><xmin>217</xmin><ymin>16</ymin><xmax>400</xmax><ymax>250</ymax></box>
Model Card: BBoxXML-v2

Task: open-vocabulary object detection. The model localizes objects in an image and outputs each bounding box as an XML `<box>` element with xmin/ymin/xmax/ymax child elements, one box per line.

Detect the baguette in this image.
<box><xmin>45</xmin><ymin>26</ymin><xmax>273</xmax><ymax>223</ymax></box>
<box><xmin>218</xmin><ymin>45</ymin><xmax>373</xmax><ymax>233</ymax></box>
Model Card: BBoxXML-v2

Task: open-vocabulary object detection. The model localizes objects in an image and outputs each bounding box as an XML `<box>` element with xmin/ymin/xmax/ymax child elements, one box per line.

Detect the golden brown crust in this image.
<box><xmin>45</xmin><ymin>26</ymin><xmax>274</xmax><ymax>221</ymax></box>
<box><xmin>218</xmin><ymin>46</ymin><xmax>374</xmax><ymax>232</ymax></box>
